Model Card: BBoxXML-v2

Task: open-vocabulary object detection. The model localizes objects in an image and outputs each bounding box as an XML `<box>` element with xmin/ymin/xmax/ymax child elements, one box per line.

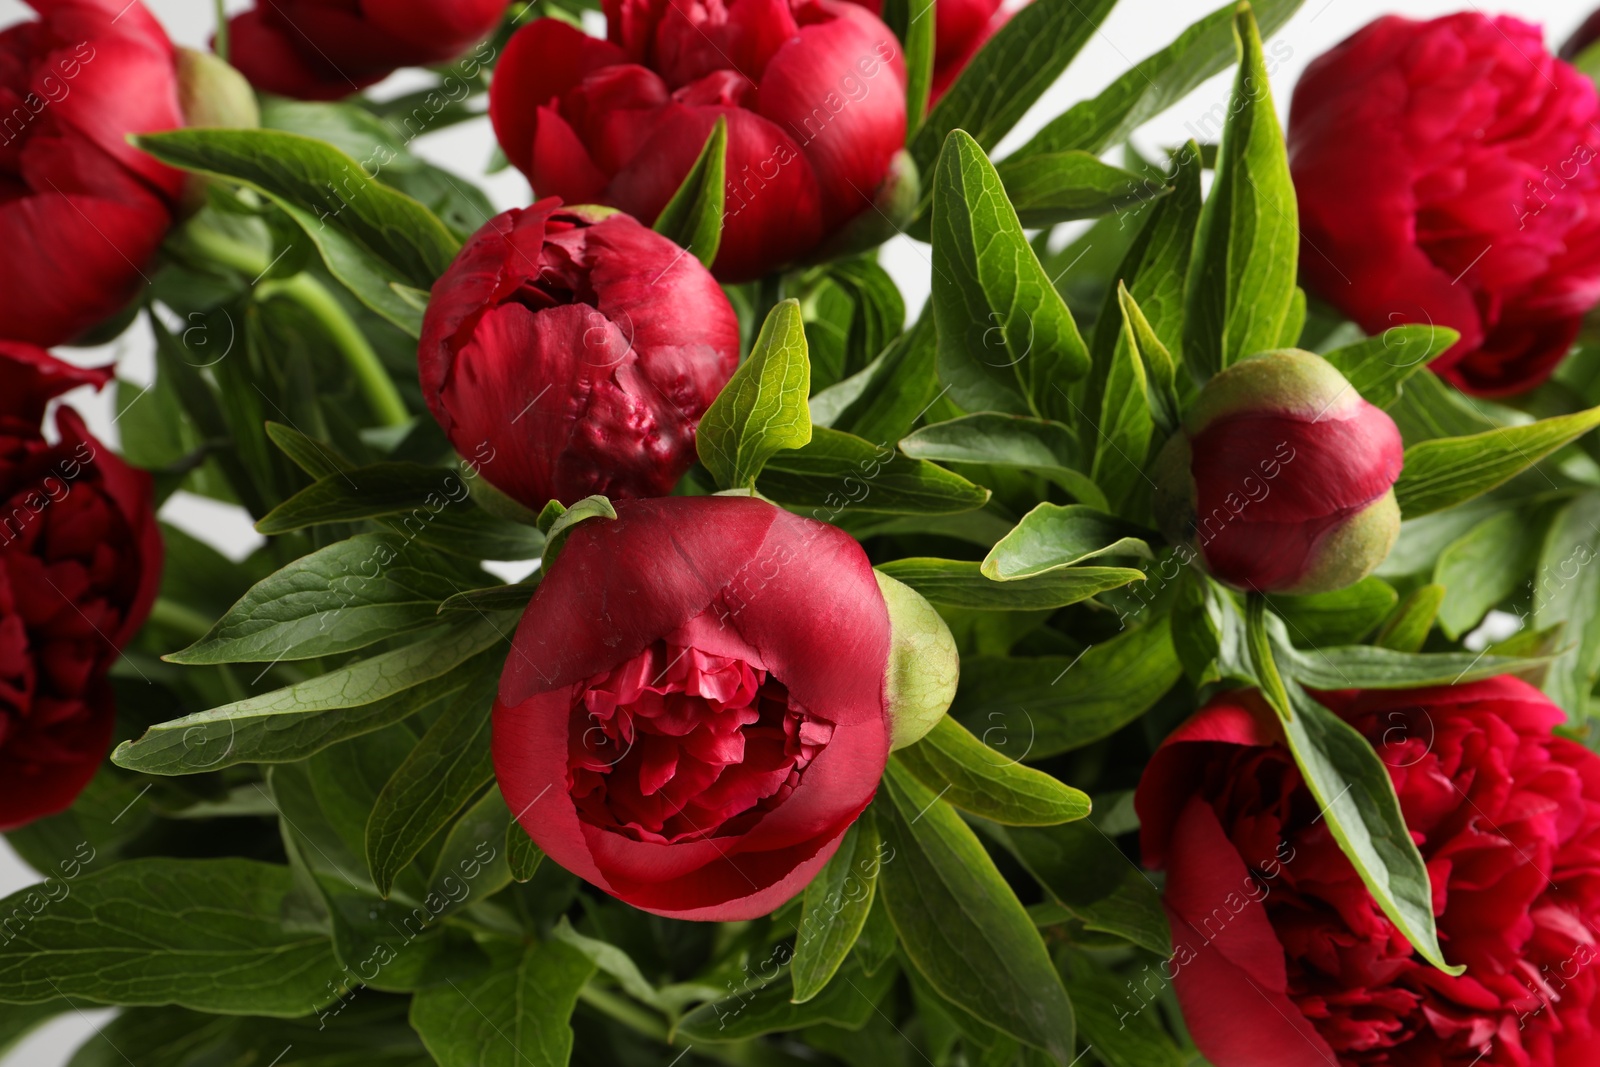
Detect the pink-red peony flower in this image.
<box><xmin>1136</xmin><ymin>677</ymin><xmax>1600</xmax><ymax>1066</ymax></box>
<box><xmin>488</xmin><ymin>0</ymin><xmax>907</xmax><ymax>282</ymax></box>
<box><xmin>1151</xmin><ymin>349</ymin><xmax>1403</xmax><ymax>595</ymax></box>
<box><xmin>1289</xmin><ymin>13</ymin><xmax>1600</xmax><ymax>397</ymax></box>
<box><xmin>0</xmin><ymin>343</ymin><xmax>161</xmax><ymax>829</ymax></box>
<box><xmin>493</xmin><ymin>495</ymin><xmax>903</xmax><ymax>920</ymax></box>
<box><xmin>418</xmin><ymin>199</ymin><xmax>740</xmax><ymax>510</ymax></box>
<box><xmin>0</xmin><ymin>0</ymin><xmax>185</xmax><ymax>346</ymax></box>
<box><xmin>225</xmin><ymin>0</ymin><xmax>508</xmax><ymax>101</ymax></box>
<box><xmin>848</xmin><ymin>0</ymin><xmax>1012</xmax><ymax>99</ymax></box>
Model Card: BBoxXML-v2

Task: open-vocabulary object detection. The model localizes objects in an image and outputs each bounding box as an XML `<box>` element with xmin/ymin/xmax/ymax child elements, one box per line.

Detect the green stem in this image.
<box><xmin>213</xmin><ymin>0</ymin><xmax>229</xmax><ymax>61</ymax></box>
<box><xmin>147</xmin><ymin>598</ymin><xmax>214</xmax><ymax>641</ymax></box>
<box><xmin>256</xmin><ymin>274</ymin><xmax>411</xmax><ymax>428</ymax></box>
<box><xmin>577</xmin><ymin>986</ymin><xmax>670</xmax><ymax>1041</ymax></box>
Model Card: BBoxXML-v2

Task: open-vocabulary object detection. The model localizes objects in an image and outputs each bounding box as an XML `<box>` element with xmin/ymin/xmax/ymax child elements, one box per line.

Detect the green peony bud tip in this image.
<box><xmin>875</xmin><ymin>570</ymin><xmax>959</xmax><ymax>750</ymax></box>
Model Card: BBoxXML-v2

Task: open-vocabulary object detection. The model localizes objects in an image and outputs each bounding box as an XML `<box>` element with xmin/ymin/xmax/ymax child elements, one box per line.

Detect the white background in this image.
<box><xmin>0</xmin><ymin>0</ymin><xmax>1589</xmax><ymax>1062</ymax></box>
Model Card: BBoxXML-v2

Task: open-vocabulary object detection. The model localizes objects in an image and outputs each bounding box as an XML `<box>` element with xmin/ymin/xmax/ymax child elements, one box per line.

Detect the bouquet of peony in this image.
<box><xmin>4</xmin><ymin>1</ymin><xmax>1600</xmax><ymax>1065</ymax></box>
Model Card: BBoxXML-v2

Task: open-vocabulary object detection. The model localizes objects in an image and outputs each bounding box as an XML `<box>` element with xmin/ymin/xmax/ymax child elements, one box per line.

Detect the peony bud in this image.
<box><xmin>1152</xmin><ymin>350</ymin><xmax>1403</xmax><ymax>595</ymax></box>
<box><xmin>418</xmin><ymin>199</ymin><xmax>740</xmax><ymax>510</ymax></box>
<box><xmin>493</xmin><ymin>495</ymin><xmax>957</xmax><ymax>920</ymax></box>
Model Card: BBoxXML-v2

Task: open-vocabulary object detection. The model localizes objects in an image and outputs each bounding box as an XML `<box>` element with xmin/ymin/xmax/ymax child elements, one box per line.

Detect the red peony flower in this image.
<box><xmin>0</xmin><ymin>343</ymin><xmax>161</xmax><ymax>829</ymax></box>
<box><xmin>494</xmin><ymin>496</ymin><xmax>938</xmax><ymax>920</ymax></box>
<box><xmin>1151</xmin><ymin>349</ymin><xmax>1403</xmax><ymax>595</ymax></box>
<box><xmin>225</xmin><ymin>0</ymin><xmax>508</xmax><ymax>101</ymax></box>
<box><xmin>848</xmin><ymin>0</ymin><xmax>1013</xmax><ymax>100</ymax></box>
<box><xmin>0</xmin><ymin>0</ymin><xmax>185</xmax><ymax>347</ymax></box>
<box><xmin>488</xmin><ymin>0</ymin><xmax>907</xmax><ymax>282</ymax></box>
<box><xmin>1289</xmin><ymin>14</ymin><xmax>1600</xmax><ymax>397</ymax></box>
<box><xmin>418</xmin><ymin>199</ymin><xmax>739</xmax><ymax>510</ymax></box>
<box><xmin>1136</xmin><ymin>677</ymin><xmax>1600</xmax><ymax>1066</ymax></box>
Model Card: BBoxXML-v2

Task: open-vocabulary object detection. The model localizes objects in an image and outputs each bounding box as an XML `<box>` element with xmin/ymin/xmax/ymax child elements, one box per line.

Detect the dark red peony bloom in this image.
<box><xmin>418</xmin><ymin>199</ymin><xmax>739</xmax><ymax>510</ymax></box>
<box><xmin>494</xmin><ymin>496</ymin><xmax>894</xmax><ymax>920</ymax></box>
<box><xmin>1152</xmin><ymin>349</ymin><xmax>1403</xmax><ymax>595</ymax></box>
<box><xmin>226</xmin><ymin>0</ymin><xmax>508</xmax><ymax>101</ymax></box>
<box><xmin>0</xmin><ymin>0</ymin><xmax>185</xmax><ymax>347</ymax></box>
<box><xmin>848</xmin><ymin>0</ymin><xmax>1011</xmax><ymax>99</ymax></box>
<box><xmin>489</xmin><ymin>0</ymin><xmax>907</xmax><ymax>282</ymax></box>
<box><xmin>0</xmin><ymin>343</ymin><xmax>161</xmax><ymax>830</ymax></box>
<box><xmin>1136</xmin><ymin>678</ymin><xmax>1600</xmax><ymax>1066</ymax></box>
<box><xmin>1289</xmin><ymin>14</ymin><xmax>1600</xmax><ymax>396</ymax></box>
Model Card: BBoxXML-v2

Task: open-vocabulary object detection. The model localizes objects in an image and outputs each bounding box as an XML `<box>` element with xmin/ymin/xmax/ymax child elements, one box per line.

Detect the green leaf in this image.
<box><xmin>985</xmin><ymin>505</ymin><xmax>1152</xmax><ymax>579</ymax></box>
<box><xmin>758</xmin><ymin>426</ymin><xmax>989</xmax><ymax>515</ymax></box>
<box><xmin>1266</xmin><ymin>577</ymin><xmax>1398</xmax><ymax>647</ymax></box>
<box><xmin>876</xmin><ymin>762</ymin><xmax>1076</xmax><ymax>1061</ymax></box>
<box><xmin>410</xmin><ymin>940</ymin><xmax>595</xmax><ymax>1067</ymax></box>
<box><xmin>896</xmin><ymin>0</ymin><xmax>936</xmax><ymax>132</ymax></box>
<box><xmin>0</xmin><ymin>858</ymin><xmax>341</xmax><ymax>1015</ymax></box>
<box><xmin>952</xmin><ymin>617</ymin><xmax>1181</xmax><ymax>759</ymax></box>
<box><xmin>1435</xmin><ymin>509</ymin><xmax>1541</xmax><ymax>639</ymax></box>
<box><xmin>1394</xmin><ymin>405</ymin><xmax>1600</xmax><ymax>517</ymax></box>
<box><xmin>1064</xmin><ymin>963</ymin><xmax>1187</xmax><ymax>1067</ymax></box>
<box><xmin>113</xmin><ymin>621</ymin><xmax>508</xmax><ymax>774</ymax></box>
<box><xmin>812</xmin><ymin>310</ymin><xmax>937</xmax><ymax>447</ymax></box>
<box><xmin>1092</xmin><ymin>307</ymin><xmax>1156</xmax><ymax>511</ymax></box>
<box><xmin>931</xmin><ymin>130</ymin><xmax>1089</xmax><ymax>422</ymax></box>
<box><xmin>437</xmin><ymin>581</ymin><xmax>539</xmax><ymax>615</ymax></box>
<box><xmin>698</xmin><ymin>299</ymin><xmax>813</xmax><ymax>490</ymax></box>
<box><xmin>506</xmin><ymin>822</ymin><xmax>545</xmax><ymax>883</ymax></box>
<box><xmin>1004</xmin><ymin>0</ymin><xmax>1305</xmax><ymax>158</ymax></box>
<box><xmin>1246</xmin><ymin>601</ymin><xmax>1461</xmax><ymax>975</ymax></box>
<box><xmin>994</xmin><ymin>822</ymin><xmax>1170</xmax><ymax>955</ymax></box>
<box><xmin>1182</xmin><ymin>8</ymin><xmax>1298</xmax><ymax>379</ymax></box>
<box><xmin>265</xmin><ymin>421</ymin><xmax>354</xmax><ymax>479</ymax></box>
<box><xmin>1115</xmin><ymin>282</ymin><xmax>1181</xmax><ymax>434</ymax></box>
<box><xmin>899</xmin><ymin>413</ymin><xmax>1105</xmax><ymax>508</ymax></box>
<box><xmin>541</xmin><ymin>494</ymin><xmax>616</xmax><ymax>570</ymax></box>
<box><xmin>792</xmin><ymin>817</ymin><xmax>884</xmax><ymax>1004</ymax></box>
<box><xmin>168</xmin><ymin>533</ymin><xmax>476</xmax><ymax>664</ymax></box>
<box><xmin>894</xmin><ymin>716</ymin><xmax>1091</xmax><ymax>825</ymax></box>
<box><xmin>255</xmin><ymin>463</ymin><xmax>473</xmax><ymax>533</ymax></box>
<box><xmin>424</xmin><ymin>785</ymin><xmax>514</xmax><ymax>918</ymax></box>
<box><xmin>1323</xmin><ymin>324</ymin><xmax>1460</xmax><ymax>409</ymax></box>
<box><xmin>1534</xmin><ymin>492</ymin><xmax>1600</xmax><ymax>718</ymax></box>
<box><xmin>877</xmin><ymin>557</ymin><xmax>1142</xmax><ymax>610</ymax></box>
<box><xmin>910</xmin><ymin>0</ymin><xmax>1116</xmax><ymax>174</ymax></box>
<box><xmin>675</xmin><ymin>956</ymin><xmax>896</xmax><ymax>1041</ymax></box>
<box><xmin>0</xmin><ymin>1002</ymin><xmax>67</xmax><ymax>1057</ymax></box>
<box><xmin>1388</xmin><ymin>368</ymin><xmax>1497</xmax><ymax>443</ymax></box>
<box><xmin>652</xmin><ymin>115</ymin><xmax>726</xmax><ymax>267</ymax></box>
<box><xmin>1280</xmin><ymin>639</ymin><xmax>1536</xmax><ymax>689</ymax></box>
<box><xmin>1374</xmin><ymin>582</ymin><xmax>1445</xmax><ymax>652</ymax></box>
<box><xmin>994</xmin><ymin>151</ymin><xmax>1169</xmax><ymax>227</ymax></box>
<box><xmin>365</xmin><ymin>669</ymin><xmax>499</xmax><ymax>894</ymax></box>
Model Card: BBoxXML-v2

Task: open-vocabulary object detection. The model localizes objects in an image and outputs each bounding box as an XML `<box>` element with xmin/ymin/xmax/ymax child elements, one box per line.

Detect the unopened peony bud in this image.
<box><xmin>418</xmin><ymin>199</ymin><xmax>740</xmax><ymax>510</ymax></box>
<box><xmin>1152</xmin><ymin>350</ymin><xmax>1403</xmax><ymax>595</ymax></box>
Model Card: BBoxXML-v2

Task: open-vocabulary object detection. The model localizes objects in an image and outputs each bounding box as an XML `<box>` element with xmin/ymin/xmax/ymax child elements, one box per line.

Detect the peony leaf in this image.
<box><xmin>676</xmin><ymin>955</ymin><xmax>897</xmax><ymax>1041</ymax></box>
<box><xmin>540</xmin><ymin>494</ymin><xmax>616</xmax><ymax>571</ymax></box>
<box><xmin>791</xmin><ymin>817</ymin><xmax>884</xmax><ymax>1004</ymax></box>
<box><xmin>1265</xmin><ymin>576</ymin><xmax>1398</xmax><ymax>647</ymax></box>
<box><xmin>931</xmin><ymin>130</ymin><xmax>1091</xmax><ymax>423</ymax></box>
<box><xmin>651</xmin><ymin>115</ymin><xmax>726</xmax><ymax>268</ymax></box>
<box><xmin>1063</xmin><ymin>963</ymin><xmax>1188</xmax><ymax>1067</ymax></box>
<box><xmin>1182</xmin><ymin>7</ymin><xmax>1299</xmax><ymax>379</ymax></box>
<box><xmin>0</xmin><ymin>858</ymin><xmax>342</xmax><ymax>1015</ymax></box>
<box><xmin>758</xmin><ymin>426</ymin><xmax>988</xmax><ymax>514</ymax></box>
<box><xmin>1374</xmin><ymin>583</ymin><xmax>1446</xmax><ymax>652</ymax></box>
<box><xmin>698</xmin><ymin>299</ymin><xmax>813</xmax><ymax>490</ymax></box>
<box><xmin>1093</xmin><ymin>303</ymin><xmax>1156</xmax><ymax>512</ymax></box>
<box><xmin>993</xmin><ymin>150</ymin><xmax>1170</xmax><ymax>228</ymax></box>
<box><xmin>1246</xmin><ymin>598</ymin><xmax>1465</xmax><ymax>977</ymax></box>
<box><xmin>952</xmin><ymin>616</ymin><xmax>1182</xmax><ymax>759</ymax></box>
<box><xmin>1435</xmin><ymin>508</ymin><xmax>1542</xmax><ymax>640</ymax></box>
<box><xmin>1116</xmin><ymin>282</ymin><xmax>1182</xmax><ymax>434</ymax></box>
<box><xmin>981</xmin><ymin>503</ymin><xmax>1151</xmax><ymax>580</ymax></box>
<box><xmin>167</xmin><ymin>532</ymin><xmax>479</xmax><ymax>664</ymax></box>
<box><xmin>114</xmin><ymin>622</ymin><xmax>508</xmax><ymax>774</ymax></box>
<box><xmin>365</xmin><ymin>669</ymin><xmax>499</xmax><ymax>895</ymax></box>
<box><xmin>1533</xmin><ymin>492</ymin><xmax>1600</xmax><ymax>718</ymax></box>
<box><xmin>895</xmin><ymin>716</ymin><xmax>1091</xmax><ymax>825</ymax></box>
<box><xmin>900</xmin><ymin>413</ymin><xmax>1105</xmax><ymax>508</ymax></box>
<box><xmin>1004</xmin><ymin>0</ymin><xmax>1305</xmax><ymax>159</ymax></box>
<box><xmin>877</xmin><ymin>761</ymin><xmax>1076</xmax><ymax>1061</ymax></box>
<box><xmin>505</xmin><ymin>822</ymin><xmax>544</xmax><ymax>883</ymax></box>
<box><xmin>878</xmin><ymin>556</ymin><xmax>1142</xmax><ymax>610</ymax></box>
<box><xmin>910</xmin><ymin>0</ymin><xmax>1116</xmax><ymax>177</ymax></box>
<box><xmin>1323</xmin><ymin>324</ymin><xmax>1460</xmax><ymax>410</ymax></box>
<box><xmin>879</xmin><ymin>0</ymin><xmax>935</xmax><ymax>134</ymax></box>
<box><xmin>990</xmin><ymin>821</ymin><xmax>1170</xmax><ymax>955</ymax></box>
<box><xmin>424</xmin><ymin>785</ymin><xmax>513</xmax><ymax>919</ymax></box>
<box><xmin>410</xmin><ymin>940</ymin><xmax>594</xmax><ymax>1067</ymax></box>
<box><xmin>1394</xmin><ymin>404</ymin><xmax>1600</xmax><ymax>517</ymax></box>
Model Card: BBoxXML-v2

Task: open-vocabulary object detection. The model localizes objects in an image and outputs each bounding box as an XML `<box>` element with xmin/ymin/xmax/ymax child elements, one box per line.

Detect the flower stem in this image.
<box><xmin>213</xmin><ymin>0</ymin><xmax>229</xmax><ymax>61</ymax></box>
<box><xmin>255</xmin><ymin>274</ymin><xmax>411</xmax><ymax>429</ymax></box>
